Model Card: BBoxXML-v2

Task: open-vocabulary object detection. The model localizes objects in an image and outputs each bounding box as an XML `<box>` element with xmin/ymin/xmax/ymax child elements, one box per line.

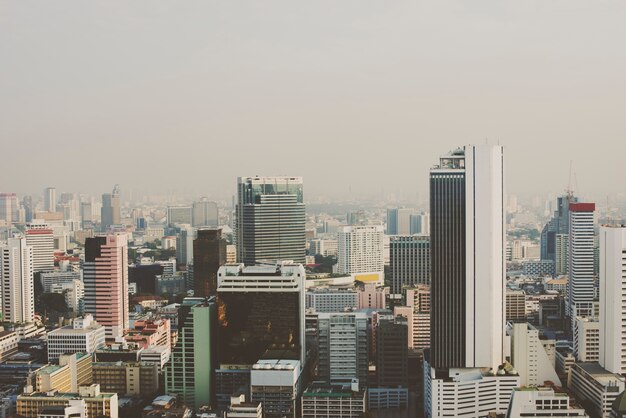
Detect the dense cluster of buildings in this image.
<box><xmin>1</xmin><ymin>145</ymin><xmax>626</xmax><ymax>418</ymax></box>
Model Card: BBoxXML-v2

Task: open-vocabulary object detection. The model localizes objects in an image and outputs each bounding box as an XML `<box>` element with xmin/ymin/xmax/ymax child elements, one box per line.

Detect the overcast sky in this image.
<box><xmin>2</xmin><ymin>1</ymin><xmax>625</xmax><ymax>200</ymax></box>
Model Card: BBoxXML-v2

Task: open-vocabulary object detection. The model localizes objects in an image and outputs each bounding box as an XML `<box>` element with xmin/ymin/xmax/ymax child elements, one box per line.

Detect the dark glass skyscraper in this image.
<box><xmin>193</xmin><ymin>228</ymin><xmax>227</xmax><ymax>297</ymax></box>
<box><xmin>235</xmin><ymin>176</ymin><xmax>305</xmax><ymax>265</ymax></box>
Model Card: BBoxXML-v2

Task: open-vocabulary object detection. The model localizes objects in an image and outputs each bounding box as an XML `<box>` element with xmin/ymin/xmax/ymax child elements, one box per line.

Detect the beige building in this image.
<box><xmin>17</xmin><ymin>384</ymin><xmax>118</xmax><ymax>418</ymax></box>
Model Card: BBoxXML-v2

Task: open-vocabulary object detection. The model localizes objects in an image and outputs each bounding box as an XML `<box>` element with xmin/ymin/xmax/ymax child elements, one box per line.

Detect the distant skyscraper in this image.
<box><xmin>176</xmin><ymin>225</ymin><xmax>195</xmax><ymax>266</ymax></box>
<box><xmin>429</xmin><ymin>145</ymin><xmax>505</xmax><ymax>371</ymax></box>
<box><xmin>336</xmin><ymin>225</ymin><xmax>384</xmax><ymax>283</ymax></box>
<box><xmin>0</xmin><ymin>237</ymin><xmax>35</xmax><ymax>323</ymax></box>
<box><xmin>101</xmin><ymin>185</ymin><xmax>121</xmax><ymax>231</ymax></box>
<box><xmin>236</xmin><ymin>176</ymin><xmax>305</xmax><ymax>265</ymax></box>
<box><xmin>83</xmin><ymin>234</ymin><xmax>129</xmax><ymax>339</ymax></box>
<box><xmin>386</xmin><ymin>208</ymin><xmax>413</xmax><ymax>235</ymax></box>
<box><xmin>165</xmin><ymin>297</ymin><xmax>216</xmax><ymax>409</ymax></box>
<box><xmin>0</xmin><ymin>193</ymin><xmax>18</xmax><ymax>225</ymax></box>
<box><xmin>389</xmin><ymin>235</ymin><xmax>430</xmax><ymax>294</ymax></box>
<box><xmin>540</xmin><ymin>195</ymin><xmax>578</xmax><ymax>271</ymax></box>
<box><xmin>193</xmin><ymin>198</ymin><xmax>219</xmax><ymax>227</ymax></box>
<box><xmin>193</xmin><ymin>229</ymin><xmax>227</xmax><ymax>297</ymax></box>
<box><xmin>567</xmin><ymin>202</ymin><xmax>596</xmax><ymax>323</ymax></box>
<box><xmin>43</xmin><ymin>187</ymin><xmax>56</xmax><ymax>212</ymax></box>
<box><xmin>25</xmin><ymin>220</ymin><xmax>55</xmax><ymax>273</ymax></box>
<box><xmin>599</xmin><ymin>225</ymin><xmax>626</xmax><ymax>375</ymax></box>
<box><xmin>22</xmin><ymin>196</ymin><xmax>34</xmax><ymax>223</ymax></box>
<box><xmin>166</xmin><ymin>206</ymin><xmax>193</xmax><ymax>226</ymax></box>
<box><xmin>409</xmin><ymin>212</ymin><xmax>430</xmax><ymax>235</ymax></box>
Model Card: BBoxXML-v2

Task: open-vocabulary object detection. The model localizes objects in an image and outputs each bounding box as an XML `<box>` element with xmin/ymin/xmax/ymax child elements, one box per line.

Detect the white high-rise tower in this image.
<box><xmin>0</xmin><ymin>237</ymin><xmax>35</xmax><ymax>323</ymax></box>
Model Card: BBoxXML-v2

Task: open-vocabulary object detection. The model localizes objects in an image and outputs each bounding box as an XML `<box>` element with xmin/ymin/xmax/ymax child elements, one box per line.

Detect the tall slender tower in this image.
<box><xmin>43</xmin><ymin>187</ymin><xmax>57</xmax><ymax>212</ymax></box>
<box><xmin>567</xmin><ymin>202</ymin><xmax>596</xmax><ymax>323</ymax></box>
<box><xmin>429</xmin><ymin>144</ymin><xmax>505</xmax><ymax>371</ymax></box>
<box><xmin>101</xmin><ymin>185</ymin><xmax>121</xmax><ymax>231</ymax></box>
<box><xmin>598</xmin><ymin>225</ymin><xmax>626</xmax><ymax>375</ymax></box>
<box><xmin>236</xmin><ymin>176</ymin><xmax>305</xmax><ymax>265</ymax></box>
<box><xmin>83</xmin><ymin>234</ymin><xmax>129</xmax><ymax>339</ymax></box>
<box><xmin>0</xmin><ymin>237</ymin><xmax>35</xmax><ymax>323</ymax></box>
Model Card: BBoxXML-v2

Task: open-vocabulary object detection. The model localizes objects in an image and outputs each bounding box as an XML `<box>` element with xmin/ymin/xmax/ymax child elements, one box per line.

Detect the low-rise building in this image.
<box><xmin>250</xmin><ymin>359</ymin><xmax>300</xmax><ymax>418</ymax></box>
<box><xmin>506</xmin><ymin>387</ymin><xmax>588</xmax><ymax>417</ymax></box>
<box><xmin>301</xmin><ymin>380</ymin><xmax>366</xmax><ymax>418</ymax></box>
<box><xmin>92</xmin><ymin>361</ymin><xmax>159</xmax><ymax>397</ymax></box>
<box><xmin>0</xmin><ymin>329</ymin><xmax>18</xmax><ymax>362</ymax></box>
<box><xmin>17</xmin><ymin>384</ymin><xmax>118</xmax><ymax>418</ymax></box>
<box><xmin>47</xmin><ymin>315</ymin><xmax>106</xmax><ymax>362</ymax></box>
<box><xmin>568</xmin><ymin>363</ymin><xmax>625</xmax><ymax>418</ymax></box>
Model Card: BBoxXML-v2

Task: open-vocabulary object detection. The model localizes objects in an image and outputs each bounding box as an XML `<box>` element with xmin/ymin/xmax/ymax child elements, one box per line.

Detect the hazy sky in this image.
<box><xmin>2</xmin><ymin>1</ymin><xmax>626</xmax><ymax>200</ymax></box>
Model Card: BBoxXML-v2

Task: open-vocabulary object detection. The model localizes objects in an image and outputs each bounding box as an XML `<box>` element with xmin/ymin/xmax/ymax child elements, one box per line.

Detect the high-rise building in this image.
<box><xmin>166</xmin><ymin>206</ymin><xmax>193</xmax><ymax>226</ymax></box>
<box><xmin>409</xmin><ymin>212</ymin><xmax>430</xmax><ymax>235</ymax></box>
<box><xmin>389</xmin><ymin>235</ymin><xmax>430</xmax><ymax>294</ymax></box>
<box><xmin>83</xmin><ymin>234</ymin><xmax>129</xmax><ymax>339</ymax></box>
<box><xmin>337</xmin><ymin>225</ymin><xmax>384</xmax><ymax>284</ymax></box>
<box><xmin>193</xmin><ymin>229</ymin><xmax>227</xmax><ymax>297</ymax></box>
<box><xmin>429</xmin><ymin>145</ymin><xmax>505</xmax><ymax>370</ymax></box>
<box><xmin>599</xmin><ymin>225</ymin><xmax>626</xmax><ymax>375</ymax></box>
<box><xmin>376</xmin><ymin>316</ymin><xmax>408</xmax><ymax>388</ymax></box>
<box><xmin>0</xmin><ymin>237</ymin><xmax>35</xmax><ymax>323</ymax></box>
<box><xmin>43</xmin><ymin>187</ymin><xmax>57</xmax><ymax>212</ymax></box>
<box><xmin>0</xmin><ymin>193</ymin><xmax>18</xmax><ymax>225</ymax></box>
<box><xmin>216</xmin><ymin>263</ymin><xmax>305</xmax><ymax>407</ymax></box>
<box><xmin>555</xmin><ymin>234</ymin><xmax>569</xmax><ymax>275</ymax></box>
<box><xmin>236</xmin><ymin>176</ymin><xmax>305</xmax><ymax>265</ymax></box>
<box><xmin>101</xmin><ymin>185</ymin><xmax>121</xmax><ymax>231</ymax></box>
<box><xmin>165</xmin><ymin>297</ymin><xmax>216</xmax><ymax>409</ymax></box>
<box><xmin>25</xmin><ymin>220</ymin><xmax>54</xmax><ymax>273</ymax></box>
<box><xmin>425</xmin><ymin>145</ymin><xmax>519</xmax><ymax>418</ymax></box>
<box><xmin>386</xmin><ymin>208</ymin><xmax>413</xmax><ymax>235</ymax></box>
<box><xmin>567</xmin><ymin>202</ymin><xmax>596</xmax><ymax>323</ymax></box>
<box><xmin>540</xmin><ymin>195</ymin><xmax>578</xmax><ymax>264</ymax></box>
<box><xmin>505</xmin><ymin>290</ymin><xmax>526</xmax><ymax>322</ymax></box>
<box><xmin>22</xmin><ymin>196</ymin><xmax>34</xmax><ymax>223</ymax></box>
<box><xmin>176</xmin><ymin>225</ymin><xmax>195</xmax><ymax>266</ymax></box>
<box><xmin>193</xmin><ymin>198</ymin><xmax>219</xmax><ymax>227</ymax></box>
<box><xmin>574</xmin><ymin>316</ymin><xmax>600</xmax><ymax>362</ymax></box>
<box><xmin>317</xmin><ymin>312</ymin><xmax>368</xmax><ymax>384</ymax></box>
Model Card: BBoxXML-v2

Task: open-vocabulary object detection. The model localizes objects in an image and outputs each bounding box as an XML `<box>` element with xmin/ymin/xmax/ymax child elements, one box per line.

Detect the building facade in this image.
<box><xmin>0</xmin><ymin>237</ymin><xmax>35</xmax><ymax>323</ymax></box>
<box><xmin>389</xmin><ymin>235</ymin><xmax>430</xmax><ymax>294</ymax></box>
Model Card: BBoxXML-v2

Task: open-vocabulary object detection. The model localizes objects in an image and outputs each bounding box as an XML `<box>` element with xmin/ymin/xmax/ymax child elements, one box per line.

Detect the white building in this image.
<box><xmin>506</xmin><ymin>387</ymin><xmax>588</xmax><ymax>417</ymax></box>
<box><xmin>176</xmin><ymin>225</ymin><xmax>195</xmax><ymax>265</ymax></box>
<box><xmin>0</xmin><ymin>237</ymin><xmax>35</xmax><ymax>323</ymax></box>
<box><xmin>574</xmin><ymin>316</ymin><xmax>600</xmax><ymax>362</ymax></box>
<box><xmin>507</xmin><ymin>322</ymin><xmax>561</xmax><ymax>387</ymax></box>
<box><xmin>309</xmin><ymin>239</ymin><xmax>338</xmax><ymax>257</ymax></box>
<box><xmin>50</xmin><ymin>279</ymin><xmax>84</xmax><ymax>313</ymax></box>
<box><xmin>567</xmin><ymin>203</ymin><xmax>596</xmax><ymax>323</ymax></box>
<box><xmin>301</xmin><ymin>380</ymin><xmax>366</xmax><ymax>418</ymax></box>
<box><xmin>41</xmin><ymin>271</ymin><xmax>82</xmax><ymax>293</ymax></box>
<box><xmin>305</xmin><ymin>288</ymin><xmax>357</xmax><ymax>313</ymax></box>
<box><xmin>336</xmin><ymin>225</ymin><xmax>384</xmax><ymax>284</ymax></box>
<box><xmin>25</xmin><ymin>220</ymin><xmax>55</xmax><ymax>273</ymax></box>
<box><xmin>568</xmin><ymin>362</ymin><xmax>624</xmax><ymax>418</ymax></box>
<box><xmin>47</xmin><ymin>314</ymin><xmax>106</xmax><ymax>362</ymax></box>
<box><xmin>250</xmin><ymin>359</ymin><xmax>300</xmax><ymax>418</ymax></box>
<box><xmin>599</xmin><ymin>225</ymin><xmax>626</xmax><ymax>375</ymax></box>
<box><xmin>424</xmin><ymin>365</ymin><xmax>520</xmax><ymax>418</ymax></box>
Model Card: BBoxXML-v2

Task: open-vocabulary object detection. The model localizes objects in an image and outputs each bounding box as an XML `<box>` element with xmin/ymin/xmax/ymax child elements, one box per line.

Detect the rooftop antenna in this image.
<box><xmin>566</xmin><ymin>161</ymin><xmax>574</xmax><ymax>203</ymax></box>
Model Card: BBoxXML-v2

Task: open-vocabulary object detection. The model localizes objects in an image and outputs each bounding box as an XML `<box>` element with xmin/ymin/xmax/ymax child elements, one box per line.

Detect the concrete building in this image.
<box><xmin>389</xmin><ymin>235</ymin><xmax>430</xmax><ymax>294</ymax></box>
<box><xmin>425</xmin><ymin>145</ymin><xmax>519</xmax><ymax>418</ymax></box>
<box><xmin>250</xmin><ymin>359</ymin><xmax>300</xmax><ymax>418</ymax></box>
<box><xmin>574</xmin><ymin>316</ymin><xmax>600</xmax><ymax>362</ymax></box>
<box><xmin>100</xmin><ymin>185</ymin><xmax>121</xmax><ymax>231</ymax></box>
<box><xmin>506</xmin><ymin>290</ymin><xmax>526</xmax><ymax>322</ymax></box>
<box><xmin>41</xmin><ymin>271</ymin><xmax>82</xmax><ymax>293</ymax></box>
<box><xmin>506</xmin><ymin>387</ymin><xmax>588</xmax><ymax>417</ymax></box>
<box><xmin>92</xmin><ymin>361</ymin><xmax>159</xmax><ymax>396</ymax></box>
<box><xmin>236</xmin><ymin>176</ymin><xmax>305</xmax><ymax>265</ymax></box>
<box><xmin>568</xmin><ymin>202</ymin><xmax>596</xmax><ymax>323</ymax></box>
<box><xmin>507</xmin><ymin>322</ymin><xmax>561</xmax><ymax>387</ymax></box>
<box><xmin>165</xmin><ymin>297</ymin><xmax>216</xmax><ymax>409</ymax></box>
<box><xmin>47</xmin><ymin>315</ymin><xmax>106</xmax><ymax>362</ymax></box>
<box><xmin>225</xmin><ymin>394</ymin><xmax>263</xmax><ymax>418</ymax></box>
<box><xmin>376</xmin><ymin>316</ymin><xmax>408</xmax><ymax>388</ymax></box>
<box><xmin>337</xmin><ymin>225</ymin><xmax>384</xmax><ymax>284</ymax></box>
<box><xmin>317</xmin><ymin>312</ymin><xmax>368</xmax><ymax>384</ymax></box>
<box><xmin>166</xmin><ymin>206</ymin><xmax>192</xmax><ymax>226</ymax></box>
<box><xmin>305</xmin><ymin>288</ymin><xmax>358</xmax><ymax>313</ymax></box>
<box><xmin>36</xmin><ymin>353</ymin><xmax>93</xmax><ymax>393</ymax></box>
<box><xmin>192</xmin><ymin>198</ymin><xmax>219</xmax><ymax>227</ymax></box>
<box><xmin>0</xmin><ymin>329</ymin><xmax>18</xmax><ymax>362</ymax></box>
<box><xmin>17</xmin><ymin>384</ymin><xmax>118</xmax><ymax>418</ymax></box>
<box><xmin>0</xmin><ymin>237</ymin><xmax>35</xmax><ymax>323</ymax></box>
<box><xmin>569</xmin><ymin>363</ymin><xmax>625</xmax><ymax>418</ymax></box>
<box><xmin>25</xmin><ymin>220</ymin><xmax>54</xmax><ymax>273</ymax></box>
<box><xmin>309</xmin><ymin>239</ymin><xmax>338</xmax><ymax>257</ymax></box>
<box><xmin>301</xmin><ymin>380</ymin><xmax>366</xmax><ymax>418</ymax></box>
<box><xmin>176</xmin><ymin>224</ymin><xmax>195</xmax><ymax>265</ymax></box>
<box><xmin>83</xmin><ymin>234</ymin><xmax>129</xmax><ymax>339</ymax></box>
<box><xmin>356</xmin><ymin>282</ymin><xmax>387</xmax><ymax>309</ymax></box>
<box><xmin>555</xmin><ymin>233</ymin><xmax>569</xmax><ymax>275</ymax></box>
<box><xmin>599</xmin><ymin>225</ymin><xmax>626</xmax><ymax>375</ymax></box>
<box><xmin>50</xmin><ymin>279</ymin><xmax>84</xmax><ymax>313</ymax></box>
